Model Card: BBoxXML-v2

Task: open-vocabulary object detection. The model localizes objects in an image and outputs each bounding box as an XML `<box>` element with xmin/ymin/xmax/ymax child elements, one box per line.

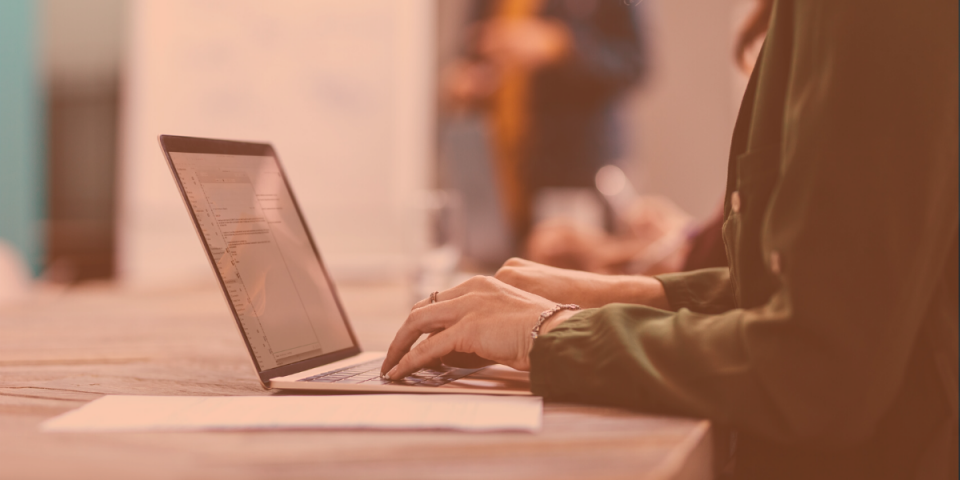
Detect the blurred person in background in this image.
<box><xmin>525</xmin><ymin>0</ymin><xmax>774</xmax><ymax>276</ymax></box>
<box><xmin>385</xmin><ymin>0</ymin><xmax>958</xmax><ymax>477</ymax></box>
<box><xmin>444</xmin><ymin>0</ymin><xmax>646</xmax><ymax>252</ymax></box>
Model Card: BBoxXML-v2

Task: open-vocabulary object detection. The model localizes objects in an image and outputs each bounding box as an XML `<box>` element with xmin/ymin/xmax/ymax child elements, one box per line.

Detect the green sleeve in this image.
<box><xmin>529</xmin><ymin>303</ymin><xmax>749</xmax><ymax>418</ymax></box>
<box><xmin>655</xmin><ymin>267</ymin><xmax>736</xmax><ymax>314</ymax></box>
<box><xmin>531</xmin><ymin>0</ymin><xmax>957</xmax><ymax>449</ymax></box>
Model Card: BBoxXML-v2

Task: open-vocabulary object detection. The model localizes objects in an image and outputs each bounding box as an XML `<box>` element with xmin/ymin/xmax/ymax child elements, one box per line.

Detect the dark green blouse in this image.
<box><xmin>529</xmin><ymin>0</ymin><xmax>958</xmax><ymax>478</ymax></box>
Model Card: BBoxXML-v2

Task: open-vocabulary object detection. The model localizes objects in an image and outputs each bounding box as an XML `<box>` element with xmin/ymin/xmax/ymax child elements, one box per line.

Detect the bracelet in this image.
<box><xmin>531</xmin><ymin>304</ymin><xmax>581</xmax><ymax>340</ymax></box>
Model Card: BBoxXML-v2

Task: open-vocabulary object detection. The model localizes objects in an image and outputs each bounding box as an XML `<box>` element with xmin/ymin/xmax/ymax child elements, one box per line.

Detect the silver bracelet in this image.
<box><xmin>531</xmin><ymin>304</ymin><xmax>581</xmax><ymax>340</ymax></box>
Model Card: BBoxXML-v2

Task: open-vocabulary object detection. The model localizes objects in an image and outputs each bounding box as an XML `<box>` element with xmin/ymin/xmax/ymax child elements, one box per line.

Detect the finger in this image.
<box><xmin>494</xmin><ymin>265</ymin><xmax>516</xmax><ymax>282</ymax></box>
<box><xmin>496</xmin><ymin>258</ymin><xmax>540</xmax><ymax>284</ymax></box>
<box><xmin>423</xmin><ymin>332</ymin><xmax>445</xmax><ymax>369</ymax></box>
<box><xmin>386</xmin><ymin>327</ymin><xmax>462</xmax><ymax>380</ymax></box>
<box><xmin>410</xmin><ymin>292</ymin><xmax>440</xmax><ymax>311</ymax></box>
<box><xmin>409</xmin><ymin>275</ymin><xmax>492</xmax><ymax>311</ymax></box>
<box><xmin>502</xmin><ymin>257</ymin><xmax>530</xmax><ymax>268</ymax></box>
<box><xmin>382</xmin><ymin>305</ymin><xmax>454</xmax><ymax>375</ymax></box>
<box><xmin>442</xmin><ymin>351</ymin><xmax>496</xmax><ymax>369</ymax></box>
<box><xmin>381</xmin><ymin>295</ymin><xmax>473</xmax><ymax>375</ymax></box>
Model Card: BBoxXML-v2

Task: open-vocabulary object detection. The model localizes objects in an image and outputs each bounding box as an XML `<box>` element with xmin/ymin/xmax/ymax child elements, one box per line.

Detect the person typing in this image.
<box><xmin>382</xmin><ymin>0</ymin><xmax>958</xmax><ymax>478</ymax></box>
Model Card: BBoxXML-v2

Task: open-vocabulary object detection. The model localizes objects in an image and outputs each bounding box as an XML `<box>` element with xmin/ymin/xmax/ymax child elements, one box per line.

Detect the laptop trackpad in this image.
<box><xmin>441</xmin><ymin>364</ymin><xmax>530</xmax><ymax>391</ymax></box>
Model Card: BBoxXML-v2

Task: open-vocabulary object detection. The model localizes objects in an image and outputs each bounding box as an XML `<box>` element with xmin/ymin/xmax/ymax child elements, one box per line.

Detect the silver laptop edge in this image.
<box><xmin>158</xmin><ymin>135</ymin><xmax>530</xmax><ymax>396</ymax></box>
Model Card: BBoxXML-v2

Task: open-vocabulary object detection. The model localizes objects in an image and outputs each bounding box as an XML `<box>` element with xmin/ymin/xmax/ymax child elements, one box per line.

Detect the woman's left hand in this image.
<box><xmin>380</xmin><ymin>276</ymin><xmax>572</xmax><ymax>380</ymax></box>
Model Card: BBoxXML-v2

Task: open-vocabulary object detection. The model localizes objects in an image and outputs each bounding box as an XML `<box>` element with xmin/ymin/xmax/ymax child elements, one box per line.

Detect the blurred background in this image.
<box><xmin>0</xmin><ymin>0</ymin><xmax>763</xmax><ymax>305</ymax></box>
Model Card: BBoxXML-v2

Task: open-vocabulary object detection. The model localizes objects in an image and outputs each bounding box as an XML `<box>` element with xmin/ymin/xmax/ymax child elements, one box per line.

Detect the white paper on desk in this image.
<box><xmin>41</xmin><ymin>394</ymin><xmax>542</xmax><ymax>433</ymax></box>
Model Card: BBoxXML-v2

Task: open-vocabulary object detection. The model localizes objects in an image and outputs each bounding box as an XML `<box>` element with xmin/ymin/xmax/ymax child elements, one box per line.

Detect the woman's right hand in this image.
<box><xmin>494</xmin><ymin>258</ymin><xmax>671</xmax><ymax>310</ymax></box>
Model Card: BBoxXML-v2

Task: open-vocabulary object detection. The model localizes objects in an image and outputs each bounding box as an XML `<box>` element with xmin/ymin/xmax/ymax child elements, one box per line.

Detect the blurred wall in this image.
<box><xmin>623</xmin><ymin>0</ymin><xmax>747</xmax><ymax>221</ymax></box>
<box><xmin>0</xmin><ymin>0</ymin><xmax>45</xmax><ymax>277</ymax></box>
<box><xmin>118</xmin><ymin>0</ymin><xmax>435</xmax><ymax>288</ymax></box>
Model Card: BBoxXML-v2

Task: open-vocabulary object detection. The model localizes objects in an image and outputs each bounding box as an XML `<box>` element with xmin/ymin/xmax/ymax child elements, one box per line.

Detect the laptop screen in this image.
<box><xmin>168</xmin><ymin>150</ymin><xmax>356</xmax><ymax>371</ymax></box>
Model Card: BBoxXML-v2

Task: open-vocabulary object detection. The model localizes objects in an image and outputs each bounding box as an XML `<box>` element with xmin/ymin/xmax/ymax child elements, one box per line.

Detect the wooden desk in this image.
<box><xmin>0</xmin><ymin>283</ymin><xmax>712</xmax><ymax>480</ymax></box>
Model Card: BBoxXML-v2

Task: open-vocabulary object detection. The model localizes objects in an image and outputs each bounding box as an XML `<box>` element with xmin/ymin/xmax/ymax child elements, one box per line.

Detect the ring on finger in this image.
<box><xmin>429</xmin><ymin>291</ymin><xmax>439</xmax><ymax>304</ymax></box>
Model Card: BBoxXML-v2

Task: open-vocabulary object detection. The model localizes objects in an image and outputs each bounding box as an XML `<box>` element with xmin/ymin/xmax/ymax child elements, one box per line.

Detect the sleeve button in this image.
<box><xmin>770</xmin><ymin>251</ymin><xmax>782</xmax><ymax>274</ymax></box>
<box><xmin>731</xmin><ymin>191</ymin><xmax>741</xmax><ymax>213</ymax></box>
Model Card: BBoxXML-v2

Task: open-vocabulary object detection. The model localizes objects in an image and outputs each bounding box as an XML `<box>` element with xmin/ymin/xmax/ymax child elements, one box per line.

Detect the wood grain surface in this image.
<box><xmin>0</xmin><ymin>283</ymin><xmax>712</xmax><ymax>480</ymax></box>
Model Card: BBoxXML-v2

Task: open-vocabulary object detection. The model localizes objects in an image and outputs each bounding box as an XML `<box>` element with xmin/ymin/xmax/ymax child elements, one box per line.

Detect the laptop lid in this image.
<box><xmin>158</xmin><ymin>135</ymin><xmax>362</xmax><ymax>386</ymax></box>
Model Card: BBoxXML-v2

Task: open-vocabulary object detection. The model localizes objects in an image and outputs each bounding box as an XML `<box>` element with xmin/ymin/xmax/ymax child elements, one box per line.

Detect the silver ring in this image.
<box><xmin>429</xmin><ymin>291</ymin><xmax>439</xmax><ymax>304</ymax></box>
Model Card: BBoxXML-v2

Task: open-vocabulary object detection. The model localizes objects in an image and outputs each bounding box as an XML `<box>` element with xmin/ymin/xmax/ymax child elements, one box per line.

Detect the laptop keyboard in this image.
<box><xmin>299</xmin><ymin>358</ymin><xmax>480</xmax><ymax>387</ymax></box>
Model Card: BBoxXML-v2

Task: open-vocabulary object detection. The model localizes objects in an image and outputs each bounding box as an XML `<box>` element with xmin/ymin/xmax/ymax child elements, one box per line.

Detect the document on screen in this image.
<box><xmin>41</xmin><ymin>394</ymin><xmax>543</xmax><ymax>433</ymax></box>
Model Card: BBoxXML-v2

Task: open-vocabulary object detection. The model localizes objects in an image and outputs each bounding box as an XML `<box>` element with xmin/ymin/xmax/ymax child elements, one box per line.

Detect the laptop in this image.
<box><xmin>158</xmin><ymin>135</ymin><xmax>530</xmax><ymax>395</ymax></box>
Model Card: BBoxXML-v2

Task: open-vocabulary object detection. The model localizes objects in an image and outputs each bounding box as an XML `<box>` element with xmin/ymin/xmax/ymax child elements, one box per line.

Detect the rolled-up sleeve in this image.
<box><xmin>530</xmin><ymin>303</ymin><xmax>749</xmax><ymax>419</ymax></box>
<box><xmin>656</xmin><ymin>267</ymin><xmax>736</xmax><ymax>314</ymax></box>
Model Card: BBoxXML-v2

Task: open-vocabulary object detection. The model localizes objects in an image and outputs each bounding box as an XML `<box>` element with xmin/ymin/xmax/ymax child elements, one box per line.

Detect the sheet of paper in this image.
<box><xmin>41</xmin><ymin>394</ymin><xmax>542</xmax><ymax>433</ymax></box>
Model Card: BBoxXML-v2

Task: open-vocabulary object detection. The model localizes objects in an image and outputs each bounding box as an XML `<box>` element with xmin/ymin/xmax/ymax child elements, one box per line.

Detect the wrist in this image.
<box><xmin>611</xmin><ymin>275</ymin><xmax>669</xmax><ymax>310</ymax></box>
<box><xmin>523</xmin><ymin>305</ymin><xmax>579</xmax><ymax>370</ymax></box>
<box><xmin>537</xmin><ymin>308</ymin><xmax>578</xmax><ymax>336</ymax></box>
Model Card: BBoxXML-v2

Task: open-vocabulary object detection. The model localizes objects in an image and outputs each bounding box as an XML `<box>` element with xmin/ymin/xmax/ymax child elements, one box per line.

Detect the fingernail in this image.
<box><xmin>386</xmin><ymin>366</ymin><xmax>399</xmax><ymax>380</ymax></box>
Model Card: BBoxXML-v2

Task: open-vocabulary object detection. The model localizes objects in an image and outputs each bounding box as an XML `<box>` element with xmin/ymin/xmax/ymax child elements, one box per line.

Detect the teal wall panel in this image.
<box><xmin>0</xmin><ymin>0</ymin><xmax>45</xmax><ymax>276</ymax></box>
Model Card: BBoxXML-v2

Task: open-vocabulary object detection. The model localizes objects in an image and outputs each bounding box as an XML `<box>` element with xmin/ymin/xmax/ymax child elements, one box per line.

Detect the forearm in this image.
<box><xmin>535</xmin><ymin>275</ymin><xmax>668</xmax><ymax>338</ymax></box>
<box><xmin>655</xmin><ymin>267</ymin><xmax>736</xmax><ymax>314</ymax></box>
<box><xmin>494</xmin><ymin>258</ymin><xmax>669</xmax><ymax>310</ymax></box>
<box><xmin>587</xmin><ymin>274</ymin><xmax>669</xmax><ymax>310</ymax></box>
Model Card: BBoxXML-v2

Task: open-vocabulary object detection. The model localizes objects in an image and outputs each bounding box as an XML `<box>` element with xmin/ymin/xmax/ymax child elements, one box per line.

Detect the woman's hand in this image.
<box><xmin>380</xmin><ymin>260</ymin><xmax>669</xmax><ymax>380</ymax></box>
<box><xmin>494</xmin><ymin>258</ymin><xmax>670</xmax><ymax>309</ymax></box>
<box><xmin>380</xmin><ymin>276</ymin><xmax>571</xmax><ymax>380</ymax></box>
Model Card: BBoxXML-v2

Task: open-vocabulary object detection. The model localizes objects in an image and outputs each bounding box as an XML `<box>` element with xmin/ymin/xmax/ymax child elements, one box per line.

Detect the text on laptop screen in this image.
<box><xmin>169</xmin><ymin>152</ymin><xmax>355</xmax><ymax>370</ymax></box>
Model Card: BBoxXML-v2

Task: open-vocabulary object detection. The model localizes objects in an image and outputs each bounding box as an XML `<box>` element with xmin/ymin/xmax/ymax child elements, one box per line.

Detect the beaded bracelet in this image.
<box><xmin>531</xmin><ymin>304</ymin><xmax>581</xmax><ymax>340</ymax></box>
